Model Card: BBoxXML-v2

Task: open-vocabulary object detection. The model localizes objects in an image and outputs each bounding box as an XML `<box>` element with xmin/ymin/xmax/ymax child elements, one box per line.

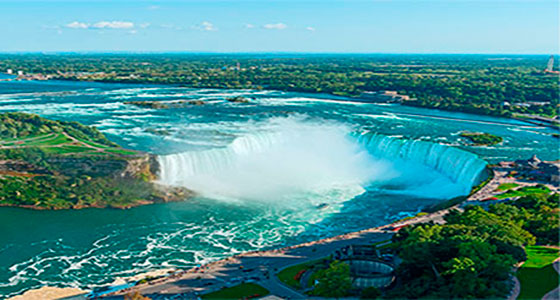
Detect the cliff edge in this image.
<box><xmin>0</xmin><ymin>112</ymin><xmax>192</xmax><ymax>209</ymax></box>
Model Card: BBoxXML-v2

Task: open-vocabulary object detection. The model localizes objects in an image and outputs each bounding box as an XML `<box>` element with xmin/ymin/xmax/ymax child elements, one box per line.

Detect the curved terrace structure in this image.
<box><xmin>347</xmin><ymin>259</ymin><xmax>395</xmax><ymax>289</ymax></box>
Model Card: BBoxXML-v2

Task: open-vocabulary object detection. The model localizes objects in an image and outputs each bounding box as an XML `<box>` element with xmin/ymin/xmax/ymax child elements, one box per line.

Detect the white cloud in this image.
<box><xmin>66</xmin><ymin>21</ymin><xmax>89</xmax><ymax>29</ymax></box>
<box><xmin>147</xmin><ymin>5</ymin><xmax>160</xmax><ymax>10</ymax></box>
<box><xmin>245</xmin><ymin>24</ymin><xmax>255</xmax><ymax>29</ymax></box>
<box><xmin>92</xmin><ymin>21</ymin><xmax>135</xmax><ymax>29</ymax></box>
<box><xmin>139</xmin><ymin>23</ymin><xmax>151</xmax><ymax>29</ymax></box>
<box><xmin>161</xmin><ymin>24</ymin><xmax>182</xmax><ymax>30</ymax></box>
<box><xmin>65</xmin><ymin>20</ymin><xmax>137</xmax><ymax>30</ymax></box>
<box><xmin>193</xmin><ymin>21</ymin><xmax>217</xmax><ymax>31</ymax></box>
<box><xmin>263</xmin><ymin>23</ymin><xmax>287</xmax><ymax>30</ymax></box>
<box><xmin>306</xmin><ymin>26</ymin><xmax>316</xmax><ymax>32</ymax></box>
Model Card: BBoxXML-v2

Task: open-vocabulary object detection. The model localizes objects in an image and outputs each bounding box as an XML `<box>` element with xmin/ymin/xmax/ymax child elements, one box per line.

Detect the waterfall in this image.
<box><xmin>158</xmin><ymin>132</ymin><xmax>284</xmax><ymax>183</ymax></box>
<box><xmin>357</xmin><ymin>133</ymin><xmax>487</xmax><ymax>193</ymax></box>
<box><xmin>157</xmin><ymin>120</ymin><xmax>487</xmax><ymax>202</ymax></box>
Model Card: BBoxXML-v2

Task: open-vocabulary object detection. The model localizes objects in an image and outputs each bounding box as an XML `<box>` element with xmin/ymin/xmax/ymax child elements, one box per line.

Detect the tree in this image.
<box><xmin>313</xmin><ymin>260</ymin><xmax>352</xmax><ymax>298</ymax></box>
<box><xmin>361</xmin><ymin>287</ymin><xmax>381</xmax><ymax>299</ymax></box>
<box><xmin>124</xmin><ymin>292</ymin><xmax>150</xmax><ymax>300</ymax></box>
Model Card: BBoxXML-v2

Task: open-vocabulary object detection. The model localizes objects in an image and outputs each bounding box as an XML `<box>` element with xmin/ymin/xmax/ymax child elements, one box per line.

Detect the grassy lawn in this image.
<box><xmin>41</xmin><ymin>145</ymin><xmax>95</xmax><ymax>154</ymax></box>
<box><xmin>277</xmin><ymin>259</ymin><xmax>324</xmax><ymax>289</ymax></box>
<box><xmin>496</xmin><ymin>183</ymin><xmax>519</xmax><ymax>191</ymax></box>
<box><xmin>2</xmin><ymin>136</ymin><xmax>48</xmax><ymax>147</ymax></box>
<box><xmin>78</xmin><ymin>138</ymin><xmax>112</xmax><ymax>149</ymax></box>
<box><xmin>201</xmin><ymin>283</ymin><xmax>269</xmax><ymax>300</ymax></box>
<box><xmin>105</xmin><ymin>148</ymin><xmax>138</xmax><ymax>155</ymax></box>
<box><xmin>495</xmin><ymin>186</ymin><xmax>551</xmax><ymax>200</ymax></box>
<box><xmin>0</xmin><ymin>131</ymin><xmax>138</xmax><ymax>157</ymax></box>
<box><xmin>517</xmin><ymin>246</ymin><xmax>559</xmax><ymax>300</ymax></box>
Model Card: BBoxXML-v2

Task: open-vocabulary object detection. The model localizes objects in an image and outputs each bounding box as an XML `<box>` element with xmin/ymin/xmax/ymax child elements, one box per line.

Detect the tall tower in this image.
<box><xmin>545</xmin><ymin>55</ymin><xmax>554</xmax><ymax>72</ymax></box>
<box><xmin>544</xmin><ymin>55</ymin><xmax>559</xmax><ymax>74</ymax></box>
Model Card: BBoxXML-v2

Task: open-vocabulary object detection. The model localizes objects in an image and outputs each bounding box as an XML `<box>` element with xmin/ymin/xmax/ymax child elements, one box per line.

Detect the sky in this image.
<box><xmin>0</xmin><ymin>0</ymin><xmax>558</xmax><ymax>54</ymax></box>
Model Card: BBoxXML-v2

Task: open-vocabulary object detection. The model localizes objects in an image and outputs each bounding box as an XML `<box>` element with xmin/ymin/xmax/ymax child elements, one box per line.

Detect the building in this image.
<box><xmin>17</xmin><ymin>70</ymin><xmax>24</xmax><ymax>76</ymax></box>
<box><xmin>6</xmin><ymin>69</ymin><xmax>12</xmax><ymax>74</ymax></box>
<box><xmin>514</xmin><ymin>155</ymin><xmax>560</xmax><ymax>183</ymax></box>
<box><xmin>333</xmin><ymin>245</ymin><xmax>396</xmax><ymax>289</ymax></box>
<box><xmin>360</xmin><ymin>90</ymin><xmax>412</xmax><ymax>103</ymax></box>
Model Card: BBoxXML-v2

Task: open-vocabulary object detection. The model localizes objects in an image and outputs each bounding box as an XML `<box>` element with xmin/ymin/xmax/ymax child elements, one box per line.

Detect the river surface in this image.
<box><xmin>0</xmin><ymin>80</ymin><xmax>557</xmax><ymax>298</ymax></box>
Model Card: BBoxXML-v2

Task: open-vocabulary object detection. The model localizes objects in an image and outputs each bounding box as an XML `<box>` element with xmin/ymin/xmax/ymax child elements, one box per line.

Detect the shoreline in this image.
<box><xmin>0</xmin><ymin>185</ymin><xmax>194</xmax><ymax>211</ymax></box>
<box><xmin>4</xmin><ymin>76</ymin><xmax>554</xmax><ymax>130</ymax></box>
<box><xmin>99</xmin><ymin>165</ymin><xmax>559</xmax><ymax>298</ymax></box>
<box><xmin>15</xmin><ymin>163</ymin><xmax>557</xmax><ymax>299</ymax></box>
<box><xmin>7</xmin><ymin>173</ymin><xmax>490</xmax><ymax>299</ymax></box>
<box><xmin>96</xmin><ymin>168</ymin><xmax>496</xmax><ymax>298</ymax></box>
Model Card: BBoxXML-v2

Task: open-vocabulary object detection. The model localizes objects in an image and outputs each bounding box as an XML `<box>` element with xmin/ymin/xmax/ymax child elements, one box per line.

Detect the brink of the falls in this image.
<box><xmin>157</xmin><ymin>118</ymin><xmax>487</xmax><ymax>203</ymax></box>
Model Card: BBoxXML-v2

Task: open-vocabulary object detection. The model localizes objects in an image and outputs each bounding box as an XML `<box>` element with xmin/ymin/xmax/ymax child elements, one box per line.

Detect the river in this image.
<box><xmin>0</xmin><ymin>79</ymin><xmax>557</xmax><ymax>298</ymax></box>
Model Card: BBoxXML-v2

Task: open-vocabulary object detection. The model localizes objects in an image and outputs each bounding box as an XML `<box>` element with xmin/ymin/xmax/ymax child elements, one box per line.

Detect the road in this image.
<box><xmin>103</xmin><ymin>229</ymin><xmax>391</xmax><ymax>299</ymax></box>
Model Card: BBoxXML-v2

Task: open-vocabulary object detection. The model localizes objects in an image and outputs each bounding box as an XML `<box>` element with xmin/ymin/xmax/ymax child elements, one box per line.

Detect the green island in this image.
<box><xmin>0</xmin><ymin>112</ymin><xmax>191</xmax><ymax>209</ymax></box>
<box><xmin>460</xmin><ymin>131</ymin><xmax>504</xmax><ymax>146</ymax></box>
<box><xmin>226</xmin><ymin>96</ymin><xmax>250</xmax><ymax>103</ymax></box>
<box><xmin>1</xmin><ymin>54</ymin><xmax>557</xmax><ymax>119</ymax></box>
<box><xmin>124</xmin><ymin>99</ymin><xmax>205</xmax><ymax>109</ymax></box>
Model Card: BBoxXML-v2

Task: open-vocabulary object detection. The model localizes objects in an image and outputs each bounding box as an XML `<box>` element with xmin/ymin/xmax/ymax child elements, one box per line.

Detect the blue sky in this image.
<box><xmin>0</xmin><ymin>0</ymin><xmax>558</xmax><ymax>53</ymax></box>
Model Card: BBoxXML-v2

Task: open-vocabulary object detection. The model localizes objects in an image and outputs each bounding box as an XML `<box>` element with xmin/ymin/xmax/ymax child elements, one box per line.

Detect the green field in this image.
<box><xmin>105</xmin><ymin>148</ymin><xmax>138</xmax><ymax>155</ymax></box>
<box><xmin>201</xmin><ymin>283</ymin><xmax>269</xmax><ymax>300</ymax></box>
<box><xmin>496</xmin><ymin>183</ymin><xmax>520</xmax><ymax>191</ymax></box>
<box><xmin>0</xmin><ymin>131</ymin><xmax>137</xmax><ymax>157</ymax></box>
<box><xmin>40</xmin><ymin>145</ymin><xmax>95</xmax><ymax>154</ymax></box>
<box><xmin>78</xmin><ymin>137</ymin><xmax>112</xmax><ymax>149</ymax></box>
<box><xmin>517</xmin><ymin>246</ymin><xmax>559</xmax><ymax>300</ymax></box>
<box><xmin>495</xmin><ymin>186</ymin><xmax>551</xmax><ymax>200</ymax></box>
<box><xmin>277</xmin><ymin>258</ymin><xmax>325</xmax><ymax>289</ymax></box>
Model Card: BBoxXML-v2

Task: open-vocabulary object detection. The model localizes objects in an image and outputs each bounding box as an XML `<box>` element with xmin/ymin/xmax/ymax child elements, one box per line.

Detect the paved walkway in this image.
<box><xmin>466</xmin><ymin>168</ymin><xmax>559</xmax><ymax>203</ymax></box>
<box><xmin>103</xmin><ymin>198</ymin><xmax>471</xmax><ymax>300</ymax></box>
<box><xmin>101</xmin><ymin>169</ymin><xmax>520</xmax><ymax>299</ymax></box>
<box><xmin>104</xmin><ymin>229</ymin><xmax>390</xmax><ymax>299</ymax></box>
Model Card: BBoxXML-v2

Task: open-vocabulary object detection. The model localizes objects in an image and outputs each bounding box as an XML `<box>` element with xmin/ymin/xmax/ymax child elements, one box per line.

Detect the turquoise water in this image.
<box><xmin>0</xmin><ymin>80</ymin><xmax>557</xmax><ymax>298</ymax></box>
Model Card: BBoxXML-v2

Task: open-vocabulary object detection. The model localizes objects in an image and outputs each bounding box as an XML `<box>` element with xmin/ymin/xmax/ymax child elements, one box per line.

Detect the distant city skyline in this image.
<box><xmin>0</xmin><ymin>0</ymin><xmax>558</xmax><ymax>54</ymax></box>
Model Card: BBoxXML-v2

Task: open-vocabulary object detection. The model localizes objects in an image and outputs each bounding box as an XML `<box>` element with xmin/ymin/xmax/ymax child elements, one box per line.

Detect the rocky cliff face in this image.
<box><xmin>120</xmin><ymin>154</ymin><xmax>159</xmax><ymax>181</ymax></box>
<box><xmin>45</xmin><ymin>154</ymin><xmax>159</xmax><ymax>180</ymax></box>
<box><xmin>0</xmin><ymin>153</ymin><xmax>194</xmax><ymax>209</ymax></box>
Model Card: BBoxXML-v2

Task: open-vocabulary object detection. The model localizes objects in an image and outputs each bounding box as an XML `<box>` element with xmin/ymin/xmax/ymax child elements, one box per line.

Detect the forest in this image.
<box><xmin>388</xmin><ymin>192</ymin><xmax>558</xmax><ymax>299</ymax></box>
<box><xmin>0</xmin><ymin>54</ymin><xmax>558</xmax><ymax>118</ymax></box>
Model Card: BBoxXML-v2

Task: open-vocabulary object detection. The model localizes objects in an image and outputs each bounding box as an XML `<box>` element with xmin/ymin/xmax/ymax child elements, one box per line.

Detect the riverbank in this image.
<box><xmin>13</xmin><ymin>161</ymin><xmax>557</xmax><ymax>299</ymax></box>
<box><xmin>0</xmin><ymin>112</ymin><xmax>195</xmax><ymax>210</ymax></box>
<box><xmin>1</xmin><ymin>77</ymin><xmax>557</xmax><ymax>299</ymax></box>
<box><xmin>4</xmin><ymin>75</ymin><xmax>555</xmax><ymax>131</ymax></box>
<box><xmin>94</xmin><ymin>170</ymin><xmax>496</xmax><ymax>299</ymax></box>
<box><xmin>12</xmin><ymin>180</ymin><xmax>480</xmax><ymax>299</ymax></box>
<box><xmin>7</xmin><ymin>286</ymin><xmax>85</xmax><ymax>300</ymax></box>
<box><xmin>102</xmin><ymin>165</ymin><xmax>559</xmax><ymax>299</ymax></box>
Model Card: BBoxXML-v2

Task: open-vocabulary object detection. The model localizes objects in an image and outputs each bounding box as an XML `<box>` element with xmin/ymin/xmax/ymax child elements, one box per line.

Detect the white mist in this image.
<box><xmin>158</xmin><ymin>117</ymin><xmax>396</xmax><ymax>204</ymax></box>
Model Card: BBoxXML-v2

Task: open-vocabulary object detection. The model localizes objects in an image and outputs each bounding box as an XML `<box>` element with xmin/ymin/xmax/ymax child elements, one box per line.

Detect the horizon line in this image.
<box><xmin>0</xmin><ymin>51</ymin><xmax>558</xmax><ymax>56</ymax></box>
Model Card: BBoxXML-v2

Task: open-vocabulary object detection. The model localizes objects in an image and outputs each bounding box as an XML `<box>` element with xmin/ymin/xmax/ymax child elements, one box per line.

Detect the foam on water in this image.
<box><xmin>2</xmin><ymin>81</ymin><xmax>554</xmax><ymax>299</ymax></box>
<box><xmin>158</xmin><ymin>117</ymin><xmax>392</xmax><ymax>203</ymax></box>
<box><xmin>158</xmin><ymin>117</ymin><xmax>487</xmax><ymax>203</ymax></box>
